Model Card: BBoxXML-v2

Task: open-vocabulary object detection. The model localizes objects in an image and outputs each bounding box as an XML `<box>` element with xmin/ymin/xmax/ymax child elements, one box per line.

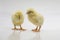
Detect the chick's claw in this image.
<box><xmin>19</xmin><ymin>28</ymin><xmax>26</xmax><ymax>31</ymax></box>
<box><xmin>32</xmin><ymin>29</ymin><xmax>40</xmax><ymax>32</ymax></box>
<box><xmin>12</xmin><ymin>28</ymin><xmax>19</xmax><ymax>30</ymax></box>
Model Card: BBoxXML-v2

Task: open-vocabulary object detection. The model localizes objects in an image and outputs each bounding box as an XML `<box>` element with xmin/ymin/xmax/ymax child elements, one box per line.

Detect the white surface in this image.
<box><xmin>0</xmin><ymin>29</ymin><xmax>60</xmax><ymax>40</ymax></box>
<box><xmin>0</xmin><ymin>0</ymin><xmax>60</xmax><ymax>40</ymax></box>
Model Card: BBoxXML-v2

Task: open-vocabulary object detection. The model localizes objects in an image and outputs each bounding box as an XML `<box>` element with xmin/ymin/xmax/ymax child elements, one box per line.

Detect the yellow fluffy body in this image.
<box><xmin>12</xmin><ymin>11</ymin><xmax>24</xmax><ymax>26</ymax></box>
<box><xmin>27</xmin><ymin>9</ymin><xmax>44</xmax><ymax>26</ymax></box>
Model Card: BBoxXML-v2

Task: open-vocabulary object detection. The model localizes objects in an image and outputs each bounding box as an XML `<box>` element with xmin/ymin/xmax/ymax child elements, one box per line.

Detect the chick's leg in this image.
<box><xmin>12</xmin><ymin>24</ymin><xmax>18</xmax><ymax>30</ymax></box>
<box><xmin>19</xmin><ymin>25</ymin><xmax>26</xmax><ymax>31</ymax></box>
<box><xmin>37</xmin><ymin>26</ymin><xmax>41</xmax><ymax>32</ymax></box>
<box><xmin>32</xmin><ymin>26</ymin><xmax>38</xmax><ymax>32</ymax></box>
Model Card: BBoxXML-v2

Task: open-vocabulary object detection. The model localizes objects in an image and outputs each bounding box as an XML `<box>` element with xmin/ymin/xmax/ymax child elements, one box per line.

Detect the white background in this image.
<box><xmin>0</xmin><ymin>0</ymin><xmax>60</xmax><ymax>40</ymax></box>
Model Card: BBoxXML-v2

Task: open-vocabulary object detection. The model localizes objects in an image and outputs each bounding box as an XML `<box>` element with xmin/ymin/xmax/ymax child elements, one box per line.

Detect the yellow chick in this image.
<box><xmin>26</xmin><ymin>8</ymin><xmax>44</xmax><ymax>32</ymax></box>
<box><xmin>12</xmin><ymin>10</ymin><xmax>25</xmax><ymax>30</ymax></box>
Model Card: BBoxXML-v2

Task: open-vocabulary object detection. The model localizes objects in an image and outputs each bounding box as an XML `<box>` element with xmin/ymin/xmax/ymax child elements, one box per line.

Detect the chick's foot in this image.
<box><xmin>12</xmin><ymin>28</ymin><xmax>19</xmax><ymax>30</ymax></box>
<box><xmin>19</xmin><ymin>28</ymin><xmax>26</xmax><ymax>31</ymax></box>
<box><xmin>32</xmin><ymin>29</ymin><xmax>40</xmax><ymax>32</ymax></box>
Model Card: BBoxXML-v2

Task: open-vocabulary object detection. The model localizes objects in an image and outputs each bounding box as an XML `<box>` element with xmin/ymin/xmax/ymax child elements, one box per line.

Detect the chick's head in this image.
<box><xmin>26</xmin><ymin>8</ymin><xmax>36</xmax><ymax>16</ymax></box>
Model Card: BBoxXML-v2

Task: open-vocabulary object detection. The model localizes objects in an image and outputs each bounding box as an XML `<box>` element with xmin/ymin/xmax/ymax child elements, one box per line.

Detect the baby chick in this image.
<box><xmin>12</xmin><ymin>10</ymin><xmax>25</xmax><ymax>31</ymax></box>
<box><xmin>26</xmin><ymin>8</ymin><xmax>44</xmax><ymax>32</ymax></box>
